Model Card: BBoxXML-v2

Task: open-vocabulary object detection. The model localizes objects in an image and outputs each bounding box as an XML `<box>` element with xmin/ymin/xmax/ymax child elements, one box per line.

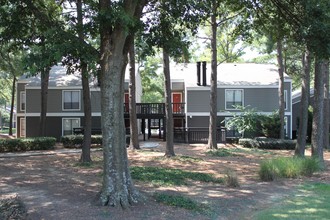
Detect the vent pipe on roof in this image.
<box><xmin>202</xmin><ymin>61</ymin><xmax>207</xmax><ymax>86</ymax></box>
<box><xmin>196</xmin><ymin>62</ymin><xmax>201</xmax><ymax>86</ymax></box>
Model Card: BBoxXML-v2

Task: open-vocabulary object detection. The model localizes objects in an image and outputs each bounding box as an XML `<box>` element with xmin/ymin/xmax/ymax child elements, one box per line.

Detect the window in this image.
<box><xmin>225</xmin><ymin>89</ymin><xmax>243</xmax><ymax>109</ymax></box>
<box><xmin>62</xmin><ymin>118</ymin><xmax>80</xmax><ymax>136</ymax></box>
<box><xmin>20</xmin><ymin>92</ymin><xmax>26</xmax><ymax>111</ymax></box>
<box><xmin>63</xmin><ymin>90</ymin><xmax>80</xmax><ymax>110</ymax></box>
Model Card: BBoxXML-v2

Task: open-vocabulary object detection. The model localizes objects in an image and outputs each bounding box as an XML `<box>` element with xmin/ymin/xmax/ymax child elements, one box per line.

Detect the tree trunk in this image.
<box><xmin>128</xmin><ymin>37</ymin><xmax>140</xmax><ymax>150</ymax></box>
<box><xmin>311</xmin><ymin>56</ymin><xmax>325</xmax><ymax>167</ymax></box>
<box><xmin>80</xmin><ymin>62</ymin><xmax>92</xmax><ymax>163</ymax></box>
<box><xmin>323</xmin><ymin>59</ymin><xmax>329</xmax><ymax>150</ymax></box>
<box><xmin>77</xmin><ymin>0</ymin><xmax>92</xmax><ymax>163</ymax></box>
<box><xmin>96</xmin><ymin>0</ymin><xmax>143</xmax><ymax>208</ymax></box>
<box><xmin>207</xmin><ymin>0</ymin><xmax>218</xmax><ymax>149</ymax></box>
<box><xmin>295</xmin><ymin>50</ymin><xmax>311</xmax><ymax>157</ymax></box>
<box><xmin>39</xmin><ymin>67</ymin><xmax>50</xmax><ymax>136</ymax></box>
<box><xmin>163</xmin><ymin>49</ymin><xmax>175</xmax><ymax>157</ymax></box>
<box><xmin>276</xmin><ymin>39</ymin><xmax>285</xmax><ymax>140</ymax></box>
<box><xmin>9</xmin><ymin>77</ymin><xmax>16</xmax><ymax>136</ymax></box>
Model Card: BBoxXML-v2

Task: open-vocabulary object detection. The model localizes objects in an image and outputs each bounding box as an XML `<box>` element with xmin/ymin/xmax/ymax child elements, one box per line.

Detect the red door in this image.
<box><xmin>172</xmin><ymin>93</ymin><xmax>182</xmax><ymax>113</ymax></box>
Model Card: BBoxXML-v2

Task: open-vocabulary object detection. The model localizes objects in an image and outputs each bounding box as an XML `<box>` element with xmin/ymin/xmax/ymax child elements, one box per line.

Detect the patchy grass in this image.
<box><xmin>259</xmin><ymin>157</ymin><xmax>322</xmax><ymax>181</ymax></box>
<box><xmin>206</xmin><ymin>147</ymin><xmax>274</xmax><ymax>157</ymax></box>
<box><xmin>206</xmin><ymin>148</ymin><xmax>238</xmax><ymax>157</ymax></box>
<box><xmin>130</xmin><ymin>166</ymin><xmax>223</xmax><ymax>186</ymax></box>
<box><xmin>224</xmin><ymin>169</ymin><xmax>240</xmax><ymax>188</ymax></box>
<box><xmin>155</xmin><ymin>155</ymin><xmax>203</xmax><ymax>163</ymax></box>
<box><xmin>154</xmin><ymin>193</ymin><xmax>211</xmax><ymax>214</ymax></box>
<box><xmin>255</xmin><ymin>183</ymin><xmax>330</xmax><ymax>219</ymax></box>
<box><xmin>0</xmin><ymin>128</ymin><xmax>15</xmax><ymax>134</ymax></box>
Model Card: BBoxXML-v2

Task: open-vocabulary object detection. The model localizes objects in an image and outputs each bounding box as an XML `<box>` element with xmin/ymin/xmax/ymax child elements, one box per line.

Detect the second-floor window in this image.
<box><xmin>20</xmin><ymin>91</ymin><xmax>26</xmax><ymax>111</ymax></box>
<box><xmin>63</xmin><ymin>90</ymin><xmax>80</xmax><ymax>110</ymax></box>
<box><xmin>225</xmin><ymin>89</ymin><xmax>243</xmax><ymax>109</ymax></box>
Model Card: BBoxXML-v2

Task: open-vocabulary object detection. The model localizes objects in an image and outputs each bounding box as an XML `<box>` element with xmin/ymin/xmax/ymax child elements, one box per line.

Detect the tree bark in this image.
<box><xmin>77</xmin><ymin>0</ymin><xmax>92</xmax><ymax>163</ymax></box>
<box><xmin>96</xmin><ymin>0</ymin><xmax>144</xmax><ymax>208</ymax></box>
<box><xmin>295</xmin><ymin>50</ymin><xmax>311</xmax><ymax>157</ymax></box>
<box><xmin>128</xmin><ymin>37</ymin><xmax>140</xmax><ymax>150</ymax></box>
<box><xmin>323</xmin><ymin>59</ymin><xmax>329</xmax><ymax>150</ymax></box>
<box><xmin>163</xmin><ymin>49</ymin><xmax>175</xmax><ymax>157</ymax></box>
<box><xmin>276</xmin><ymin>39</ymin><xmax>285</xmax><ymax>140</ymax></box>
<box><xmin>311</xmin><ymin>56</ymin><xmax>325</xmax><ymax>167</ymax></box>
<box><xmin>9</xmin><ymin>77</ymin><xmax>16</xmax><ymax>136</ymax></box>
<box><xmin>207</xmin><ymin>0</ymin><xmax>218</xmax><ymax>149</ymax></box>
<box><xmin>39</xmin><ymin>67</ymin><xmax>50</xmax><ymax>136</ymax></box>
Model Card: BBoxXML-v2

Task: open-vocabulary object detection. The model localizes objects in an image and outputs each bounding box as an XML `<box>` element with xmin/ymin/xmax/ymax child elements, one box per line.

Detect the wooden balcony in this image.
<box><xmin>124</xmin><ymin>103</ymin><xmax>185</xmax><ymax>118</ymax></box>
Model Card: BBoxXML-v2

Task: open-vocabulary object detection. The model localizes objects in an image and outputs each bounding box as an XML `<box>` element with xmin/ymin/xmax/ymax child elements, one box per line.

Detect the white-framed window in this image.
<box><xmin>225</xmin><ymin>89</ymin><xmax>243</xmax><ymax>110</ymax></box>
<box><xmin>62</xmin><ymin>90</ymin><xmax>80</xmax><ymax>110</ymax></box>
<box><xmin>284</xmin><ymin>90</ymin><xmax>288</xmax><ymax>110</ymax></box>
<box><xmin>284</xmin><ymin>116</ymin><xmax>288</xmax><ymax>138</ymax></box>
<box><xmin>20</xmin><ymin>91</ymin><xmax>26</xmax><ymax>111</ymax></box>
<box><xmin>62</xmin><ymin>118</ymin><xmax>80</xmax><ymax>136</ymax></box>
<box><xmin>20</xmin><ymin>118</ymin><xmax>26</xmax><ymax>137</ymax></box>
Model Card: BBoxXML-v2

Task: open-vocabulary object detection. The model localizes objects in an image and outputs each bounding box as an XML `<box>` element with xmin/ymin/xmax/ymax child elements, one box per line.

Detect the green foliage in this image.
<box><xmin>60</xmin><ymin>135</ymin><xmax>102</xmax><ymax>148</ymax></box>
<box><xmin>154</xmin><ymin>193</ymin><xmax>210</xmax><ymax>213</ymax></box>
<box><xmin>255</xmin><ymin>183</ymin><xmax>330</xmax><ymax>219</ymax></box>
<box><xmin>259</xmin><ymin>157</ymin><xmax>321</xmax><ymax>181</ymax></box>
<box><xmin>130</xmin><ymin>166</ymin><xmax>223</xmax><ymax>186</ymax></box>
<box><xmin>224</xmin><ymin>105</ymin><xmax>262</xmax><ymax>138</ymax></box>
<box><xmin>260</xmin><ymin>112</ymin><xmax>281</xmax><ymax>139</ymax></box>
<box><xmin>156</xmin><ymin>155</ymin><xmax>203</xmax><ymax>163</ymax></box>
<box><xmin>0</xmin><ymin>137</ymin><xmax>56</xmax><ymax>152</ymax></box>
<box><xmin>239</xmin><ymin>138</ymin><xmax>296</xmax><ymax>150</ymax></box>
<box><xmin>206</xmin><ymin>148</ymin><xmax>238</xmax><ymax>157</ymax></box>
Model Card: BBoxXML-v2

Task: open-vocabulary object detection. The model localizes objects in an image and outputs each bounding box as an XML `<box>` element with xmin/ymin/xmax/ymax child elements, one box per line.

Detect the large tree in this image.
<box><xmin>96</xmin><ymin>0</ymin><xmax>146</xmax><ymax>207</ymax></box>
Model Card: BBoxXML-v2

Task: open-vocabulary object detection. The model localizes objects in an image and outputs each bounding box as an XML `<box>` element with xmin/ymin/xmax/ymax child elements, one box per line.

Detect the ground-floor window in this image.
<box><xmin>62</xmin><ymin>118</ymin><xmax>80</xmax><ymax>136</ymax></box>
<box><xmin>20</xmin><ymin>118</ymin><xmax>26</xmax><ymax>137</ymax></box>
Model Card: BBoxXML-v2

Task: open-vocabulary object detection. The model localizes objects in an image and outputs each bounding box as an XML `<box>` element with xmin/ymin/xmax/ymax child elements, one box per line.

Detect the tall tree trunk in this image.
<box><xmin>9</xmin><ymin>77</ymin><xmax>16</xmax><ymax>136</ymax></box>
<box><xmin>77</xmin><ymin>0</ymin><xmax>92</xmax><ymax>163</ymax></box>
<box><xmin>95</xmin><ymin>0</ymin><xmax>143</xmax><ymax>208</ymax></box>
<box><xmin>39</xmin><ymin>67</ymin><xmax>50</xmax><ymax>136</ymax></box>
<box><xmin>311</xmin><ymin>56</ymin><xmax>325</xmax><ymax>167</ymax></box>
<box><xmin>128</xmin><ymin>37</ymin><xmax>140</xmax><ymax>149</ymax></box>
<box><xmin>276</xmin><ymin>39</ymin><xmax>285</xmax><ymax>140</ymax></box>
<box><xmin>323</xmin><ymin>59</ymin><xmax>329</xmax><ymax>150</ymax></box>
<box><xmin>207</xmin><ymin>0</ymin><xmax>218</xmax><ymax>149</ymax></box>
<box><xmin>163</xmin><ymin>49</ymin><xmax>175</xmax><ymax>157</ymax></box>
<box><xmin>295</xmin><ymin>50</ymin><xmax>311</xmax><ymax>156</ymax></box>
<box><xmin>80</xmin><ymin>63</ymin><xmax>92</xmax><ymax>163</ymax></box>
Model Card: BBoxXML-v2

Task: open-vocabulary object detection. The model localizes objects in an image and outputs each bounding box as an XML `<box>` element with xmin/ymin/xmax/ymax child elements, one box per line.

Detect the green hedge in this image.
<box><xmin>239</xmin><ymin>138</ymin><xmax>296</xmax><ymax>150</ymax></box>
<box><xmin>60</xmin><ymin>135</ymin><xmax>102</xmax><ymax>148</ymax></box>
<box><xmin>0</xmin><ymin>137</ymin><xmax>56</xmax><ymax>153</ymax></box>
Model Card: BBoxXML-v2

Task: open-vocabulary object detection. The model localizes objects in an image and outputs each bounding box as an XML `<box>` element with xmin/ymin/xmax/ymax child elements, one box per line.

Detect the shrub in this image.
<box><xmin>259</xmin><ymin>157</ymin><xmax>322</xmax><ymax>181</ymax></box>
<box><xmin>260</xmin><ymin>112</ymin><xmax>281</xmax><ymax>138</ymax></box>
<box><xmin>60</xmin><ymin>135</ymin><xmax>102</xmax><ymax>148</ymax></box>
<box><xmin>0</xmin><ymin>137</ymin><xmax>56</xmax><ymax>152</ymax></box>
<box><xmin>0</xmin><ymin>196</ymin><xmax>28</xmax><ymax>220</ymax></box>
<box><xmin>224</xmin><ymin>170</ymin><xmax>240</xmax><ymax>187</ymax></box>
<box><xmin>239</xmin><ymin>138</ymin><xmax>296</xmax><ymax>150</ymax></box>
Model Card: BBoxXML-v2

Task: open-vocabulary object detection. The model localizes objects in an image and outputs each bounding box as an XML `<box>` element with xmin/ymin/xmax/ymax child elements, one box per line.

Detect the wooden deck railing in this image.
<box><xmin>124</xmin><ymin>103</ymin><xmax>185</xmax><ymax>116</ymax></box>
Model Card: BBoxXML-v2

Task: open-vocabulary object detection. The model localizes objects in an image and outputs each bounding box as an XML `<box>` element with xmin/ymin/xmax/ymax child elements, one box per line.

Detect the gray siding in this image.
<box><xmin>187</xmin><ymin>84</ymin><xmax>291</xmax><ymax>113</ymax></box>
<box><xmin>26</xmin><ymin>89</ymin><xmax>84</xmax><ymax>113</ymax></box>
<box><xmin>172</xmin><ymin>82</ymin><xmax>184</xmax><ymax>91</ymax></box>
<box><xmin>187</xmin><ymin>116</ymin><xmax>209</xmax><ymax>127</ymax></box>
<box><xmin>91</xmin><ymin>91</ymin><xmax>101</xmax><ymax>112</ymax></box>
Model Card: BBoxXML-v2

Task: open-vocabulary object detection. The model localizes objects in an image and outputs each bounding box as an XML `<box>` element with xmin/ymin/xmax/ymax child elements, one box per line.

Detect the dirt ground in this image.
<box><xmin>0</xmin><ymin>141</ymin><xmax>329</xmax><ymax>220</ymax></box>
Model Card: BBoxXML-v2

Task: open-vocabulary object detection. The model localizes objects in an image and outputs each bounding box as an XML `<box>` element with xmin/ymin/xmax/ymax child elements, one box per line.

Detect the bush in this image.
<box><xmin>259</xmin><ymin>157</ymin><xmax>322</xmax><ymax>181</ymax></box>
<box><xmin>0</xmin><ymin>137</ymin><xmax>56</xmax><ymax>152</ymax></box>
<box><xmin>0</xmin><ymin>196</ymin><xmax>28</xmax><ymax>220</ymax></box>
<box><xmin>60</xmin><ymin>135</ymin><xmax>102</xmax><ymax>148</ymax></box>
<box><xmin>239</xmin><ymin>138</ymin><xmax>296</xmax><ymax>150</ymax></box>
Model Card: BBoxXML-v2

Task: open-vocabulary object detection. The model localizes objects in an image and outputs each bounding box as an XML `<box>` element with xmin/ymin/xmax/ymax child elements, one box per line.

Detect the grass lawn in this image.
<box><xmin>254</xmin><ymin>183</ymin><xmax>330</xmax><ymax>219</ymax></box>
<box><xmin>0</xmin><ymin>128</ymin><xmax>15</xmax><ymax>134</ymax></box>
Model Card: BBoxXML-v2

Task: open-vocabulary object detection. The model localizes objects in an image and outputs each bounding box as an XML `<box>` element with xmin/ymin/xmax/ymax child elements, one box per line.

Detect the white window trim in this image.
<box><xmin>284</xmin><ymin>116</ymin><xmax>288</xmax><ymax>138</ymax></box>
<box><xmin>62</xmin><ymin>118</ymin><xmax>81</xmax><ymax>136</ymax></box>
<box><xmin>20</xmin><ymin>91</ymin><xmax>26</xmax><ymax>111</ymax></box>
<box><xmin>62</xmin><ymin>90</ymin><xmax>81</xmax><ymax>111</ymax></box>
<box><xmin>20</xmin><ymin>117</ymin><xmax>26</xmax><ymax>138</ymax></box>
<box><xmin>225</xmin><ymin>89</ymin><xmax>244</xmax><ymax>110</ymax></box>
